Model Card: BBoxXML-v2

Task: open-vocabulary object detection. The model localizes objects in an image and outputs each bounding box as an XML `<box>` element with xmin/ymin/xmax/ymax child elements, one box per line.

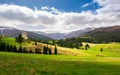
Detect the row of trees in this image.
<box><xmin>56</xmin><ymin>37</ymin><xmax>90</xmax><ymax>50</ymax></box>
<box><xmin>0</xmin><ymin>42</ymin><xmax>58</xmax><ymax>55</ymax></box>
<box><xmin>57</xmin><ymin>38</ymin><xmax>83</xmax><ymax>49</ymax></box>
<box><xmin>43</xmin><ymin>45</ymin><xmax>57</xmax><ymax>54</ymax></box>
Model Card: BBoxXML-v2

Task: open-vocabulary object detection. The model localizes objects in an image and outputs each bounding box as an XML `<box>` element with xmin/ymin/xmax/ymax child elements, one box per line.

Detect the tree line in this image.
<box><xmin>0</xmin><ymin>42</ymin><xmax>58</xmax><ymax>55</ymax></box>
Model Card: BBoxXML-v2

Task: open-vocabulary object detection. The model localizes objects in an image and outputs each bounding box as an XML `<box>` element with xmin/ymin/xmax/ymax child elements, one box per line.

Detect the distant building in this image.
<box><xmin>21</xmin><ymin>31</ymin><xmax>28</xmax><ymax>40</ymax></box>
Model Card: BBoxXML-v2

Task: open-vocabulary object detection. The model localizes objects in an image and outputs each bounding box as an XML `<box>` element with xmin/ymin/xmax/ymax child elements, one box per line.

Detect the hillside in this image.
<box><xmin>64</xmin><ymin>28</ymin><xmax>93</xmax><ymax>39</ymax></box>
<box><xmin>0</xmin><ymin>37</ymin><xmax>120</xmax><ymax>75</ymax></box>
<box><xmin>85</xmin><ymin>25</ymin><xmax>120</xmax><ymax>43</ymax></box>
<box><xmin>0</xmin><ymin>42</ymin><xmax>120</xmax><ymax>75</ymax></box>
<box><xmin>0</xmin><ymin>26</ymin><xmax>53</xmax><ymax>41</ymax></box>
<box><xmin>35</xmin><ymin>28</ymin><xmax>93</xmax><ymax>39</ymax></box>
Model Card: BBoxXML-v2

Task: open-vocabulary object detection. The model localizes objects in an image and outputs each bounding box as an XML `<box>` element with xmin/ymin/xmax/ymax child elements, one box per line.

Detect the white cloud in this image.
<box><xmin>81</xmin><ymin>3</ymin><xmax>90</xmax><ymax>8</ymax></box>
<box><xmin>0</xmin><ymin>0</ymin><xmax>120</xmax><ymax>33</ymax></box>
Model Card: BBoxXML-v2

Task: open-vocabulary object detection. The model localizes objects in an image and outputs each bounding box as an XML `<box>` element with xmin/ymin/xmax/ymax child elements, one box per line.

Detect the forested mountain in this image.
<box><xmin>85</xmin><ymin>25</ymin><xmax>120</xmax><ymax>43</ymax></box>
<box><xmin>56</xmin><ymin>25</ymin><xmax>120</xmax><ymax>48</ymax></box>
<box><xmin>1</xmin><ymin>25</ymin><xmax>120</xmax><ymax>44</ymax></box>
<box><xmin>64</xmin><ymin>28</ymin><xmax>93</xmax><ymax>39</ymax></box>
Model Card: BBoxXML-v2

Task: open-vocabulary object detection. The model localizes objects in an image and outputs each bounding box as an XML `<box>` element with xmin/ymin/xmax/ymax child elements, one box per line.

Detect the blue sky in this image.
<box><xmin>0</xmin><ymin>0</ymin><xmax>119</xmax><ymax>33</ymax></box>
<box><xmin>0</xmin><ymin>0</ymin><xmax>100</xmax><ymax>12</ymax></box>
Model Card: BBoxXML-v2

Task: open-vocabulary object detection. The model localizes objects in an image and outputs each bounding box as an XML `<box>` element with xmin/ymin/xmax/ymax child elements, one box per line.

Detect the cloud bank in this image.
<box><xmin>0</xmin><ymin>0</ymin><xmax>120</xmax><ymax>33</ymax></box>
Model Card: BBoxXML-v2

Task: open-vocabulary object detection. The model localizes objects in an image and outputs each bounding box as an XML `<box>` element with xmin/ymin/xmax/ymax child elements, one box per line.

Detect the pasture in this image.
<box><xmin>0</xmin><ymin>37</ymin><xmax>120</xmax><ymax>75</ymax></box>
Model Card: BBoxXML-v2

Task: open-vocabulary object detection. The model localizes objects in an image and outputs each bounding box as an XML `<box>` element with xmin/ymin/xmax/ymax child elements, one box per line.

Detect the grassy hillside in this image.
<box><xmin>0</xmin><ymin>37</ymin><xmax>120</xmax><ymax>75</ymax></box>
<box><xmin>1</xmin><ymin>37</ymin><xmax>32</xmax><ymax>47</ymax></box>
<box><xmin>0</xmin><ymin>52</ymin><xmax>120</xmax><ymax>75</ymax></box>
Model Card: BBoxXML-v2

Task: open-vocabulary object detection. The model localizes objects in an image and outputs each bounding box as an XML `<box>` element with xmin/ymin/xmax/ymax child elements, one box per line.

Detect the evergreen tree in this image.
<box><xmin>29</xmin><ymin>50</ymin><xmax>33</xmax><ymax>53</ymax></box>
<box><xmin>9</xmin><ymin>45</ymin><xmax>13</xmax><ymax>52</ymax></box>
<box><xmin>85</xmin><ymin>43</ymin><xmax>90</xmax><ymax>50</ymax></box>
<box><xmin>35</xmin><ymin>48</ymin><xmax>41</xmax><ymax>54</ymax></box>
<box><xmin>100</xmin><ymin>48</ymin><xmax>103</xmax><ymax>52</ymax></box>
<box><xmin>13</xmin><ymin>45</ymin><xmax>17</xmax><ymax>52</ymax></box>
<box><xmin>54</xmin><ymin>45</ymin><xmax>57</xmax><ymax>55</ymax></box>
<box><xmin>6</xmin><ymin>43</ymin><xmax>10</xmax><ymax>52</ymax></box>
<box><xmin>0</xmin><ymin>42</ymin><xmax>1</xmax><ymax>51</ymax></box>
<box><xmin>0</xmin><ymin>42</ymin><xmax>3</xmax><ymax>51</ymax></box>
<box><xmin>18</xmin><ymin>46</ymin><xmax>22</xmax><ymax>53</ymax></box>
<box><xmin>48</xmin><ymin>48</ymin><xmax>52</xmax><ymax>55</ymax></box>
<box><xmin>1</xmin><ymin>42</ymin><xmax>6</xmax><ymax>51</ymax></box>
<box><xmin>35</xmin><ymin>41</ymin><xmax>37</xmax><ymax>45</ymax></box>
<box><xmin>43</xmin><ymin>46</ymin><xmax>48</xmax><ymax>54</ymax></box>
<box><xmin>16</xmin><ymin>34</ymin><xmax>24</xmax><ymax>44</ymax></box>
<box><xmin>22</xmin><ymin>47</ymin><xmax>28</xmax><ymax>53</ymax></box>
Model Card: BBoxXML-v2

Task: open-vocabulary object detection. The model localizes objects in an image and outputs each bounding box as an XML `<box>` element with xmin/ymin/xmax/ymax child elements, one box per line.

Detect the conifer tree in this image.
<box><xmin>85</xmin><ymin>43</ymin><xmax>90</xmax><ymax>50</ymax></box>
<box><xmin>6</xmin><ymin>43</ymin><xmax>10</xmax><ymax>52</ymax></box>
<box><xmin>18</xmin><ymin>46</ymin><xmax>22</xmax><ymax>53</ymax></box>
<box><xmin>48</xmin><ymin>48</ymin><xmax>52</xmax><ymax>55</ymax></box>
<box><xmin>13</xmin><ymin>45</ymin><xmax>17</xmax><ymax>52</ymax></box>
<box><xmin>35</xmin><ymin>48</ymin><xmax>41</xmax><ymax>54</ymax></box>
<box><xmin>54</xmin><ymin>45</ymin><xmax>57</xmax><ymax>55</ymax></box>
<box><xmin>29</xmin><ymin>50</ymin><xmax>33</xmax><ymax>53</ymax></box>
<box><xmin>22</xmin><ymin>47</ymin><xmax>28</xmax><ymax>53</ymax></box>
<box><xmin>9</xmin><ymin>45</ymin><xmax>13</xmax><ymax>52</ymax></box>
<box><xmin>43</xmin><ymin>46</ymin><xmax>48</xmax><ymax>54</ymax></box>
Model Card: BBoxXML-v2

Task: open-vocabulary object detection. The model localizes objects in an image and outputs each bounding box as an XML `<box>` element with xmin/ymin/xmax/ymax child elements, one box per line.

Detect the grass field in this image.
<box><xmin>0</xmin><ymin>52</ymin><xmax>120</xmax><ymax>75</ymax></box>
<box><xmin>1</xmin><ymin>37</ymin><xmax>32</xmax><ymax>47</ymax></box>
<box><xmin>0</xmin><ymin>37</ymin><xmax>120</xmax><ymax>75</ymax></box>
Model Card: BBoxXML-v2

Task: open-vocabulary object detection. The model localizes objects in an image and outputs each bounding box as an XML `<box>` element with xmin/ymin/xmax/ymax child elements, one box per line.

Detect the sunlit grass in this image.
<box><xmin>1</xmin><ymin>37</ymin><xmax>32</xmax><ymax>47</ymax></box>
<box><xmin>0</xmin><ymin>52</ymin><xmax>120</xmax><ymax>75</ymax></box>
<box><xmin>0</xmin><ymin>37</ymin><xmax>120</xmax><ymax>75</ymax></box>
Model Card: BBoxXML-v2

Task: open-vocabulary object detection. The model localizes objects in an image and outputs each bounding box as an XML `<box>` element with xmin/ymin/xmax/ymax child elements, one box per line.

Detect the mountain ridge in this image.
<box><xmin>0</xmin><ymin>26</ymin><xmax>53</xmax><ymax>41</ymax></box>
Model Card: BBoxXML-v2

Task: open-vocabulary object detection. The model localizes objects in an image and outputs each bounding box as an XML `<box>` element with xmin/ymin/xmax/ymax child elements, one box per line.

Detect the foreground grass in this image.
<box><xmin>0</xmin><ymin>52</ymin><xmax>120</xmax><ymax>75</ymax></box>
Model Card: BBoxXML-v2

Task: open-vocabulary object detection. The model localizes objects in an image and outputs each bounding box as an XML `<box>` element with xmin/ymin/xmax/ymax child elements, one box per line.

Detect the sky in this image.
<box><xmin>0</xmin><ymin>0</ymin><xmax>120</xmax><ymax>33</ymax></box>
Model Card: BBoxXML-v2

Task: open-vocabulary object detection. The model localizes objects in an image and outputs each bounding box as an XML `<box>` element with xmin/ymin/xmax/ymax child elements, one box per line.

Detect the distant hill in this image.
<box><xmin>85</xmin><ymin>25</ymin><xmax>120</xmax><ymax>43</ymax></box>
<box><xmin>0</xmin><ymin>26</ymin><xmax>53</xmax><ymax>41</ymax></box>
<box><xmin>64</xmin><ymin>28</ymin><xmax>93</xmax><ymax>39</ymax></box>
<box><xmin>56</xmin><ymin>25</ymin><xmax>120</xmax><ymax>48</ymax></box>
<box><xmin>35</xmin><ymin>28</ymin><xmax>93</xmax><ymax>40</ymax></box>
<box><xmin>1</xmin><ymin>25</ymin><xmax>120</xmax><ymax>42</ymax></box>
<box><xmin>47</xmin><ymin>33</ymin><xmax>66</xmax><ymax>39</ymax></box>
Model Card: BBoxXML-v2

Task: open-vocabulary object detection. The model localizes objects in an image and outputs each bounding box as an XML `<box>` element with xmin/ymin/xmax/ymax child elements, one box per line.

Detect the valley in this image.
<box><xmin>0</xmin><ymin>0</ymin><xmax>120</xmax><ymax>75</ymax></box>
<box><xmin>0</xmin><ymin>37</ymin><xmax>120</xmax><ymax>75</ymax></box>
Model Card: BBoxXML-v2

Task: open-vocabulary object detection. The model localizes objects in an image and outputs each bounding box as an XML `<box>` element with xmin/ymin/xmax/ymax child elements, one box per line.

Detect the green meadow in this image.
<box><xmin>0</xmin><ymin>37</ymin><xmax>120</xmax><ymax>75</ymax></box>
<box><xmin>1</xmin><ymin>37</ymin><xmax>32</xmax><ymax>47</ymax></box>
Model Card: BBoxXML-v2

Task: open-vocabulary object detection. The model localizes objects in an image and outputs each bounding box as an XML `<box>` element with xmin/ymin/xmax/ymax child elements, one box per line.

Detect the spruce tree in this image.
<box><xmin>0</xmin><ymin>42</ymin><xmax>1</xmax><ymax>51</ymax></box>
<box><xmin>29</xmin><ymin>50</ymin><xmax>33</xmax><ymax>53</ymax></box>
<box><xmin>18</xmin><ymin>46</ymin><xmax>22</xmax><ymax>53</ymax></box>
<box><xmin>54</xmin><ymin>45</ymin><xmax>57</xmax><ymax>55</ymax></box>
<box><xmin>16</xmin><ymin>34</ymin><xmax>24</xmax><ymax>45</ymax></box>
<box><xmin>0</xmin><ymin>42</ymin><xmax>4</xmax><ymax>51</ymax></box>
<box><xmin>85</xmin><ymin>43</ymin><xmax>90</xmax><ymax>50</ymax></box>
<box><xmin>6</xmin><ymin>43</ymin><xmax>10</xmax><ymax>52</ymax></box>
<box><xmin>48</xmin><ymin>48</ymin><xmax>52</xmax><ymax>55</ymax></box>
<box><xmin>22</xmin><ymin>47</ymin><xmax>26</xmax><ymax>53</ymax></box>
<box><xmin>43</xmin><ymin>46</ymin><xmax>48</xmax><ymax>54</ymax></box>
<box><xmin>13</xmin><ymin>45</ymin><xmax>17</xmax><ymax>52</ymax></box>
<box><xmin>2</xmin><ymin>42</ymin><xmax>6</xmax><ymax>51</ymax></box>
<box><xmin>9</xmin><ymin>45</ymin><xmax>13</xmax><ymax>52</ymax></box>
<box><xmin>35</xmin><ymin>48</ymin><xmax>41</xmax><ymax>54</ymax></box>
